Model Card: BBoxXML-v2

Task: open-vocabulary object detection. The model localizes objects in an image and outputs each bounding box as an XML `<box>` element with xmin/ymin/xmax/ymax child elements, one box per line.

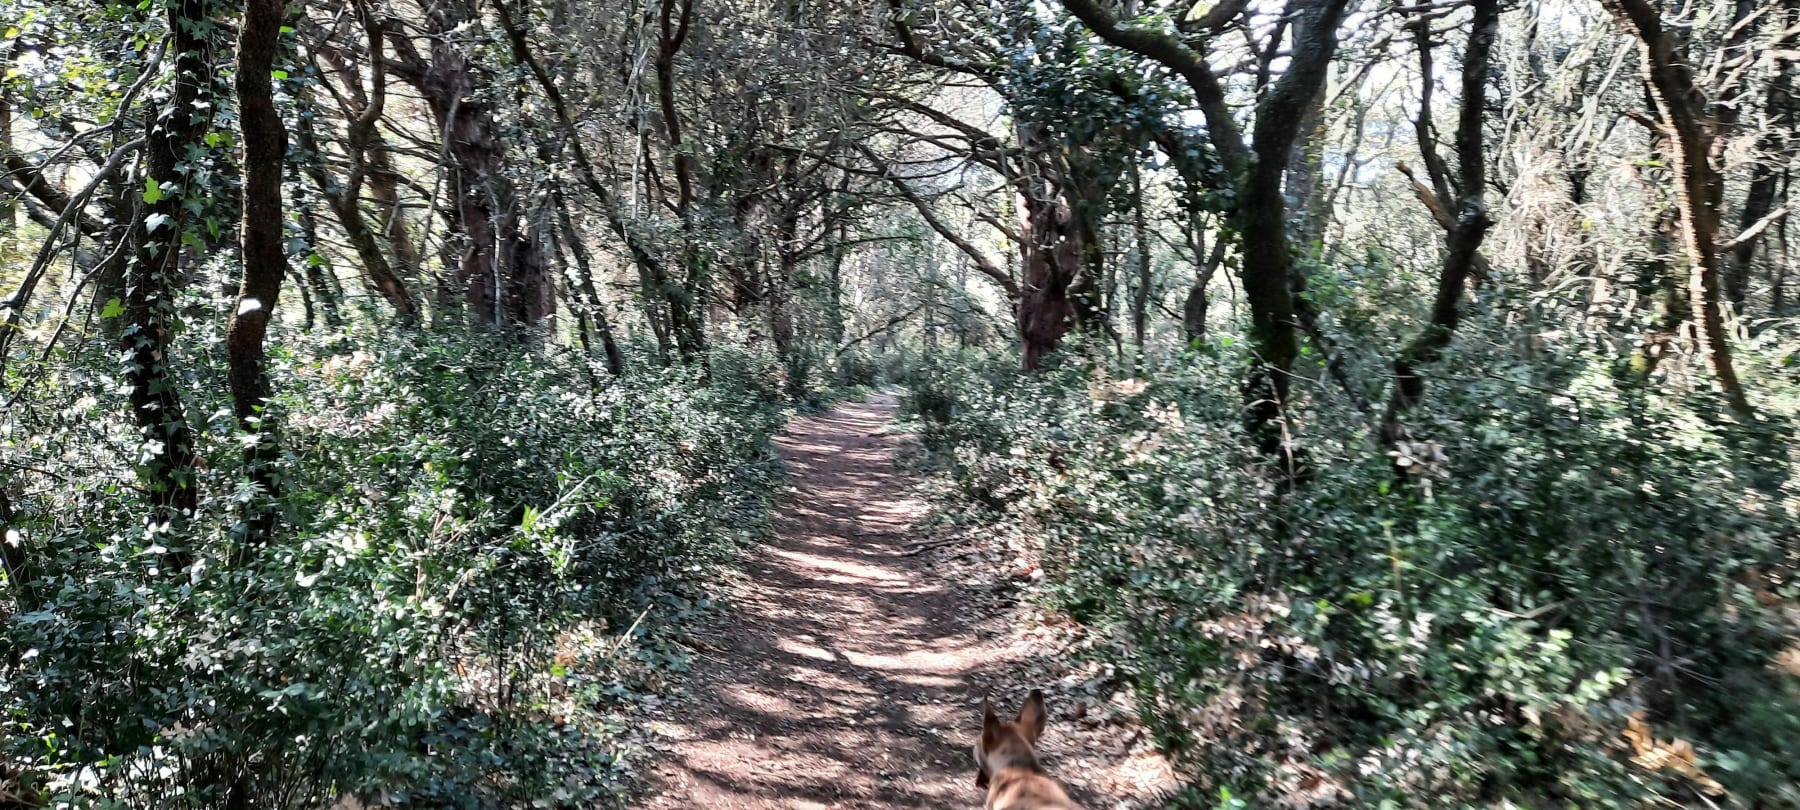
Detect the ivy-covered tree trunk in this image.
<box><xmin>122</xmin><ymin>0</ymin><xmax>211</xmax><ymax>533</ymax></box>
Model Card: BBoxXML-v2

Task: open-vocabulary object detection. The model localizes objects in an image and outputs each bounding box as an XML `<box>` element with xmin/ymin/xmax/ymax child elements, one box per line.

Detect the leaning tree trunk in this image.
<box><xmin>1601</xmin><ymin>0</ymin><xmax>1753</xmax><ymax>414</ymax></box>
<box><xmin>295</xmin><ymin>79</ymin><xmax>418</xmax><ymax>322</ymax></box>
<box><xmin>1382</xmin><ymin>0</ymin><xmax>1500</xmax><ymax>442</ymax></box>
<box><xmin>554</xmin><ymin>188</ymin><xmax>626</xmax><ymax>377</ymax></box>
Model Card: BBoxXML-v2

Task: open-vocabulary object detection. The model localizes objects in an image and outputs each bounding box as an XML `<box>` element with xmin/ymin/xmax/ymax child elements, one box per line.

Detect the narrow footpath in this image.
<box><xmin>638</xmin><ymin>396</ymin><xmax>1116</xmax><ymax>809</ymax></box>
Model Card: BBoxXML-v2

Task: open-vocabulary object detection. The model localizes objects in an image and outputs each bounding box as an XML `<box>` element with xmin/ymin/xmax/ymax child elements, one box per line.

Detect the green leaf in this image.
<box><xmin>100</xmin><ymin>298</ymin><xmax>125</xmax><ymax>319</ymax></box>
<box><xmin>141</xmin><ymin>176</ymin><xmax>163</xmax><ymax>204</ymax></box>
<box><xmin>271</xmin><ymin>69</ymin><xmax>289</xmax><ymax>81</ymax></box>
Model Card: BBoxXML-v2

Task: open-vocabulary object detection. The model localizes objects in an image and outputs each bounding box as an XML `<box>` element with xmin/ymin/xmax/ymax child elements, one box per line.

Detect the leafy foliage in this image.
<box><xmin>906</xmin><ymin>325</ymin><xmax>1800</xmax><ymax>806</ymax></box>
<box><xmin>1</xmin><ymin>329</ymin><xmax>777</xmax><ymax>807</ymax></box>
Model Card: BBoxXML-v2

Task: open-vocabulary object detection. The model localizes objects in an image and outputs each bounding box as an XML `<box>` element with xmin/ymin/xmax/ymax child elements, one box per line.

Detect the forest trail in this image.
<box><xmin>637</xmin><ymin>396</ymin><xmax>1108</xmax><ymax>809</ymax></box>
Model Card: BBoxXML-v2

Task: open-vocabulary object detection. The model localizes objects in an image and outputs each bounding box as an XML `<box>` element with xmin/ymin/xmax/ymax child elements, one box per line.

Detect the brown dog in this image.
<box><xmin>973</xmin><ymin>690</ymin><xmax>1081</xmax><ymax>809</ymax></box>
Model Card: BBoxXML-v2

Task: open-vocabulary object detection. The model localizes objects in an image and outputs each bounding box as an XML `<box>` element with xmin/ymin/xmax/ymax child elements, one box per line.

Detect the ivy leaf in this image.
<box><xmin>141</xmin><ymin>176</ymin><xmax>163</xmax><ymax>204</ymax></box>
<box><xmin>145</xmin><ymin>212</ymin><xmax>172</xmax><ymax>232</ymax></box>
<box><xmin>100</xmin><ymin>297</ymin><xmax>125</xmax><ymax>319</ymax></box>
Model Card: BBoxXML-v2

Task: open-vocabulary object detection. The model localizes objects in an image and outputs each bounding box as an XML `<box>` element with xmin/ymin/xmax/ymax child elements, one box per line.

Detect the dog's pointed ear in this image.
<box><xmin>1017</xmin><ymin>689</ymin><xmax>1048</xmax><ymax>743</ymax></box>
<box><xmin>976</xmin><ymin>695</ymin><xmax>997</xmax><ymax>790</ymax></box>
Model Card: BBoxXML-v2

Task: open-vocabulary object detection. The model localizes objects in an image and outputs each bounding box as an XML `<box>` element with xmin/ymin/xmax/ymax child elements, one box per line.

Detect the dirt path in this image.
<box><xmin>637</xmin><ymin>396</ymin><xmax>1116</xmax><ymax>809</ymax></box>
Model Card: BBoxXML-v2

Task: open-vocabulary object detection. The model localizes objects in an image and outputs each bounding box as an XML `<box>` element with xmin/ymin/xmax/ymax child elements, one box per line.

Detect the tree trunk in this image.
<box><xmin>555</xmin><ymin>190</ymin><xmax>626</xmax><ymax>377</ymax></box>
<box><xmin>1060</xmin><ymin>0</ymin><xmax>1349</xmax><ymax>460</ymax></box>
<box><xmin>296</xmin><ymin>86</ymin><xmax>417</xmax><ymax>322</ymax></box>
<box><xmin>1601</xmin><ymin>0</ymin><xmax>1753</xmax><ymax>414</ymax></box>
<box><xmin>1183</xmin><ymin>229</ymin><xmax>1226</xmax><ymax>343</ymax></box>
<box><xmin>1016</xmin><ymin>178</ymin><xmax>1081</xmax><ymax>370</ymax></box>
<box><xmin>1130</xmin><ymin>165</ymin><xmax>1153</xmax><ymax>349</ymax></box>
<box><xmin>656</xmin><ymin>0</ymin><xmax>708</xmax><ymax>363</ymax></box>
<box><xmin>1727</xmin><ymin>3</ymin><xmax>1797</xmax><ymax>312</ymax></box>
<box><xmin>390</xmin><ymin>1</ymin><xmax>555</xmax><ymax>333</ymax></box>
<box><xmin>225</xmin><ymin>0</ymin><xmax>289</xmax><ymax>528</ymax></box>
<box><xmin>1383</xmin><ymin>0</ymin><xmax>1500</xmax><ymax>442</ymax></box>
<box><xmin>290</xmin><ymin>160</ymin><xmax>343</xmax><ymax>329</ymax></box>
<box><xmin>123</xmin><ymin>0</ymin><xmax>210</xmax><ymax>540</ymax></box>
<box><xmin>1285</xmin><ymin>86</ymin><xmax>1330</xmax><ymax>253</ymax></box>
<box><xmin>368</xmin><ymin>146</ymin><xmax>421</xmax><ymax>280</ymax></box>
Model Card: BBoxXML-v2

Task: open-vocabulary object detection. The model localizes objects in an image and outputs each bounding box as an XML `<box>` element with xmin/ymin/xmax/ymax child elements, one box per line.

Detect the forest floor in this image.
<box><xmin>635</xmin><ymin>395</ymin><xmax>1175</xmax><ymax>809</ymax></box>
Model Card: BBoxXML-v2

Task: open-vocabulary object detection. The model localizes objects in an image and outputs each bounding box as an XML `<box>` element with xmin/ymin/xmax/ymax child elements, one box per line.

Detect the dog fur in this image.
<box><xmin>973</xmin><ymin>690</ymin><xmax>1080</xmax><ymax>809</ymax></box>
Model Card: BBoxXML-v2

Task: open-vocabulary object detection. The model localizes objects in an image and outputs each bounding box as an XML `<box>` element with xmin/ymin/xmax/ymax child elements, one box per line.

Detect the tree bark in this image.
<box><xmin>1601</xmin><ymin>0</ymin><xmax>1753</xmax><ymax>414</ymax></box>
<box><xmin>389</xmin><ymin>0</ymin><xmax>555</xmax><ymax>333</ymax></box>
<box><xmin>121</xmin><ymin>0</ymin><xmax>210</xmax><ymax>536</ymax></box>
<box><xmin>225</xmin><ymin>0</ymin><xmax>288</xmax><ymax>526</ymax></box>
<box><xmin>1382</xmin><ymin>0</ymin><xmax>1500</xmax><ymax>442</ymax></box>
<box><xmin>1061</xmin><ymin>0</ymin><xmax>1349</xmax><ymax>457</ymax></box>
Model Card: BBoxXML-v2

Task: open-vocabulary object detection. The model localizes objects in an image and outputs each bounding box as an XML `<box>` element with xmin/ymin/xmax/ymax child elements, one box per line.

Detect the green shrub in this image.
<box><xmin>1</xmin><ymin>327</ymin><xmax>777</xmax><ymax>808</ymax></box>
<box><xmin>909</xmin><ymin>331</ymin><xmax>1800</xmax><ymax>806</ymax></box>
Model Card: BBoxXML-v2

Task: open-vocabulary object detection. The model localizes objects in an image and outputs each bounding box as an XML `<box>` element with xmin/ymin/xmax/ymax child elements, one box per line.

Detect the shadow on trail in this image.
<box><xmin>639</xmin><ymin>399</ymin><xmax>1098</xmax><ymax>810</ymax></box>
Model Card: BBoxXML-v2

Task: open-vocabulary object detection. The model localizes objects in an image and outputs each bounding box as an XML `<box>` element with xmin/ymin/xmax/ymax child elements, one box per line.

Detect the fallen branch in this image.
<box><xmin>902</xmin><ymin>537</ymin><xmax>964</xmax><ymax>556</ymax></box>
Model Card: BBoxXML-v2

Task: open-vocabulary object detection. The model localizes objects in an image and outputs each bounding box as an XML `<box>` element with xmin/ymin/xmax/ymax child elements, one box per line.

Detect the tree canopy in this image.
<box><xmin>2</xmin><ymin>0</ymin><xmax>1798</xmax><ymax>804</ymax></box>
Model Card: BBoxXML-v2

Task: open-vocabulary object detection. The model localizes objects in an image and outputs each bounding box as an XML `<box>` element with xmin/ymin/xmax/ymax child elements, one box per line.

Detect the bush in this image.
<box><xmin>0</xmin><ymin>327</ymin><xmax>777</xmax><ymax>808</ymax></box>
<box><xmin>908</xmin><ymin>330</ymin><xmax>1800</xmax><ymax>806</ymax></box>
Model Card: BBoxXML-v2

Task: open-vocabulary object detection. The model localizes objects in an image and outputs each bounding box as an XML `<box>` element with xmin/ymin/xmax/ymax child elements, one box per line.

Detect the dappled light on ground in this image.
<box><xmin>639</xmin><ymin>398</ymin><xmax>1100</xmax><ymax>809</ymax></box>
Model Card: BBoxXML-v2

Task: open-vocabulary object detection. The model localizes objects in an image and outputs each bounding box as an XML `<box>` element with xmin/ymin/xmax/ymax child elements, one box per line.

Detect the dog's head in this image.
<box><xmin>973</xmin><ymin>690</ymin><xmax>1048</xmax><ymax>790</ymax></box>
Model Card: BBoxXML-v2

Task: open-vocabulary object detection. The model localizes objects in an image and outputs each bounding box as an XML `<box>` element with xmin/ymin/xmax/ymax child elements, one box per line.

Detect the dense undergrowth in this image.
<box><xmin>905</xmin><ymin>325</ymin><xmax>1800</xmax><ymax>807</ymax></box>
<box><xmin>1</xmin><ymin>326</ymin><xmax>787</xmax><ymax>808</ymax></box>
